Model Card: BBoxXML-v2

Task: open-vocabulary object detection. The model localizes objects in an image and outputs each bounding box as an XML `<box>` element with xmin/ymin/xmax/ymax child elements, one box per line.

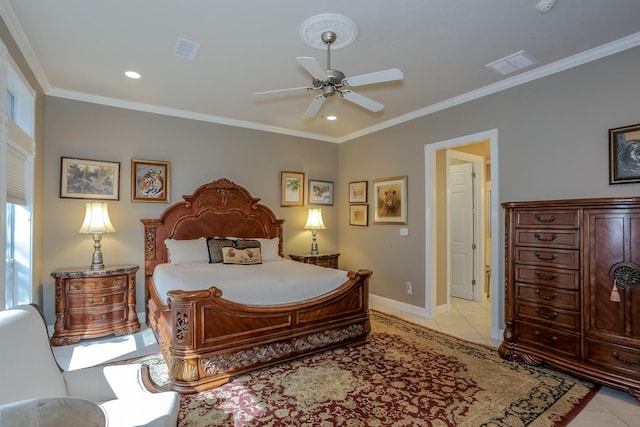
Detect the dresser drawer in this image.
<box><xmin>68</xmin><ymin>292</ymin><xmax>125</xmax><ymax>308</ymax></box>
<box><xmin>584</xmin><ymin>338</ymin><xmax>640</xmax><ymax>380</ymax></box>
<box><xmin>515</xmin><ymin>301</ymin><xmax>579</xmax><ymax>331</ymax></box>
<box><xmin>515</xmin><ymin>247</ymin><xmax>579</xmax><ymax>269</ymax></box>
<box><xmin>515</xmin><ymin>209</ymin><xmax>579</xmax><ymax>229</ymax></box>
<box><xmin>515</xmin><ymin>321</ymin><xmax>580</xmax><ymax>359</ymax></box>
<box><xmin>515</xmin><ymin>265</ymin><xmax>579</xmax><ymax>290</ymax></box>
<box><xmin>516</xmin><ymin>283</ymin><xmax>579</xmax><ymax>310</ymax></box>
<box><xmin>67</xmin><ymin>276</ymin><xmax>127</xmax><ymax>292</ymax></box>
<box><xmin>514</xmin><ymin>229</ymin><xmax>579</xmax><ymax>249</ymax></box>
<box><xmin>67</xmin><ymin>308</ymin><xmax>127</xmax><ymax>329</ymax></box>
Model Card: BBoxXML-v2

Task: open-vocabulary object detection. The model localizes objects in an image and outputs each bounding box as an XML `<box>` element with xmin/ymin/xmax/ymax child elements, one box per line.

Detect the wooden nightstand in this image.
<box><xmin>50</xmin><ymin>264</ymin><xmax>140</xmax><ymax>346</ymax></box>
<box><xmin>289</xmin><ymin>252</ymin><xmax>340</xmax><ymax>269</ymax></box>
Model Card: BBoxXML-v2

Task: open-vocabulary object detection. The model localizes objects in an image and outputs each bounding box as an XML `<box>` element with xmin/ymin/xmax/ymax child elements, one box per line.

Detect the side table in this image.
<box><xmin>50</xmin><ymin>264</ymin><xmax>140</xmax><ymax>346</ymax></box>
<box><xmin>289</xmin><ymin>252</ymin><xmax>340</xmax><ymax>269</ymax></box>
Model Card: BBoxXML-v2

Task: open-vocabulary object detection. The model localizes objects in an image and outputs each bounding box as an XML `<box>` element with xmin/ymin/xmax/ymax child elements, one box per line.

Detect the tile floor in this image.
<box><xmin>51</xmin><ymin>299</ymin><xmax>640</xmax><ymax>426</ymax></box>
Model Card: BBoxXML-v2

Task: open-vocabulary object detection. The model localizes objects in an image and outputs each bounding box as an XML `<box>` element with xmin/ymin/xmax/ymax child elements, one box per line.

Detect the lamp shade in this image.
<box><xmin>78</xmin><ymin>202</ymin><xmax>116</xmax><ymax>234</ymax></box>
<box><xmin>304</xmin><ymin>208</ymin><xmax>326</xmax><ymax>231</ymax></box>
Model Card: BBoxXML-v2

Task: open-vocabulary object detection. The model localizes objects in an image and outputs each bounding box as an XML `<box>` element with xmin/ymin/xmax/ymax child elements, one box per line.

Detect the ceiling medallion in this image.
<box><xmin>299</xmin><ymin>13</ymin><xmax>358</xmax><ymax>50</ymax></box>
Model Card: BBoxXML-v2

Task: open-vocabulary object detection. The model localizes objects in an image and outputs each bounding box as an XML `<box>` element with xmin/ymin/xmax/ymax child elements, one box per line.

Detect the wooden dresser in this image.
<box><xmin>50</xmin><ymin>264</ymin><xmax>140</xmax><ymax>345</ymax></box>
<box><xmin>500</xmin><ymin>197</ymin><xmax>640</xmax><ymax>400</ymax></box>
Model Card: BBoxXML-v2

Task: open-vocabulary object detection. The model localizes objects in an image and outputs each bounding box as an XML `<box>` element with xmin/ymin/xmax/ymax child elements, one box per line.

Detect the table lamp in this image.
<box><xmin>78</xmin><ymin>202</ymin><xmax>115</xmax><ymax>270</ymax></box>
<box><xmin>304</xmin><ymin>208</ymin><xmax>326</xmax><ymax>255</ymax></box>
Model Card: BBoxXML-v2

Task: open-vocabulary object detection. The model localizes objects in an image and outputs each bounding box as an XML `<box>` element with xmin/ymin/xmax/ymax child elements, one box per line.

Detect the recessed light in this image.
<box><xmin>326</xmin><ymin>115</ymin><xmax>337</xmax><ymax>121</ymax></box>
<box><xmin>125</xmin><ymin>71</ymin><xmax>141</xmax><ymax>79</ymax></box>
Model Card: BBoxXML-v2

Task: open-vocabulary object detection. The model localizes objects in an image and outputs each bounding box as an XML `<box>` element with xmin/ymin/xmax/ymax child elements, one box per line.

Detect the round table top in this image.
<box><xmin>0</xmin><ymin>396</ymin><xmax>106</xmax><ymax>427</ymax></box>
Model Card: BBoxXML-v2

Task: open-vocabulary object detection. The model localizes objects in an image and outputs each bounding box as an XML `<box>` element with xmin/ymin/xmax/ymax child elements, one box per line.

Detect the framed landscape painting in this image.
<box><xmin>60</xmin><ymin>157</ymin><xmax>120</xmax><ymax>200</ymax></box>
<box><xmin>349</xmin><ymin>181</ymin><xmax>367</xmax><ymax>203</ymax></box>
<box><xmin>309</xmin><ymin>180</ymin><xmax>334</xmax><ymax>205</ymax></box>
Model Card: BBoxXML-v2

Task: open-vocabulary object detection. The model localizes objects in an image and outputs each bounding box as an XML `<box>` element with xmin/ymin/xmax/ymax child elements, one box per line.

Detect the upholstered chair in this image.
<box><xmin>0</xmin><ymin>304</ymin><xmax>179</xmax><ymax>427</ymax></box>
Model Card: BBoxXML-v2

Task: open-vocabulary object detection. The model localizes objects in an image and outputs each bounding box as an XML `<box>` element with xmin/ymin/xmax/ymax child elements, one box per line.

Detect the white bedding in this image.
<box><xmin>153</xmin><ymin>259</ymin><xmax>350</xmax><ymax>305</ymax></box>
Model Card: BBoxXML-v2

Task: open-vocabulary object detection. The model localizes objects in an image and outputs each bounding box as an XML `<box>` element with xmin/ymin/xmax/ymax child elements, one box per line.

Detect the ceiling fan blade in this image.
<box><xmin>303</xmin><ymin>94</ymin><xmax>326</xmax><ymax>119</ymax></box>
<box><xmin>254</xmin><ymin>86</ymin><xmax>313</xmax><ymax>96</ymax></box>
<box><xmin>340</xmin><ymin>90</ymin><xmax>384</xmax><ymax>112</ymax></box>
<box><xmin>297</xmin><ymin>57</ymin><xmax>329</xmax><ymax>81</ymax></box>
<box><xmin>343</xmin><ymin>68</ymin><xmax>404</xmax><ymax>87</ymax></box>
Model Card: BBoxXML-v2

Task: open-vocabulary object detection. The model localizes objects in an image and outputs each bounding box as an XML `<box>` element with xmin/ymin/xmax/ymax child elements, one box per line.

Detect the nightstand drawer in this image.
<box><xmin>289</xmin><ymin>253</ymin><xmax>340</xmax><ymax>269</ymax></box>
<box><xmin>68</xmin><ymin>292</ymin><xmax>125</xmax><ymax>308</ymax></box>
<box><xmin>67</xmin><ymin>308</ymin><xmax>126</xmax><ymax>329</ymax></box>
<box><xmin>67</xmin><ymin>276</ymin><xmax>126</xmax><ymax>292</ymax></box>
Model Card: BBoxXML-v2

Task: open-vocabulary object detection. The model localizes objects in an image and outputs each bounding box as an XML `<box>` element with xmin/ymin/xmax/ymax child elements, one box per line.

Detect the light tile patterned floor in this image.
<box><xmin>370</xmin><ymin>297</ymin><xmax>640</xmax><ymax>427</ymax></box>
<box><xmin>52</xmin><ymin>298</ymin><xmax>640</xmax><ymax>426</ymax></box>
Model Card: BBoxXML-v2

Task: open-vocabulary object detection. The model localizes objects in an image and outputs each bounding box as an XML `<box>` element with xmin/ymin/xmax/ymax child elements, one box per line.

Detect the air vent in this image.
<box><xmin>485</xmin><ymin>50</ymin><xmax>537</xmax><ymax>75</ymax></box>
<box><xmin>174</xmin><ymin>38</ymin><xmax>200</xmax><ymax>61</ymax></box>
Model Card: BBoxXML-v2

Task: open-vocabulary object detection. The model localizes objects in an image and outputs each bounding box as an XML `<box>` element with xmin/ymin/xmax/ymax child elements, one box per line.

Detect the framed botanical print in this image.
<box><xmin>132</xmin><ymin>159</ymin><xmax>170</xmax><ymax>203</ymax></box>
<box><xmin>349</xmin><ymin>181</ymin><xmax>367</xmax><ymax>203</ymax></box>
<box><xmin>609</xmin><ymin>123</ymin><xmax>640</xmax><ymax>184</ymax></box>
<box><xmin>60</xmin><ymin>157</ymin><xmax>120</xmax><ymax>200</ymax></box>
<box><xmin>281</xmin><ymin>171</ymin><xmax>305</xmax><ymax>206</ymax></box>
<box><xmin>309</xmin><ymin>180</ymin><xmax>334</xmax><ymax>205</ymax></box>
<box><xmin>373</xmin><ymin>176</ymin><xmax>407</xmax><ymax>224</ymax></box>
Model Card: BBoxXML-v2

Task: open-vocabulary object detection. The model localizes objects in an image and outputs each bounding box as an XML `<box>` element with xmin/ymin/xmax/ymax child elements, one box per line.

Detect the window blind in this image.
<box><xmin>6</xmin><ymin>120</ymin><xmax>33</xmax><ymax>206</ymax></box>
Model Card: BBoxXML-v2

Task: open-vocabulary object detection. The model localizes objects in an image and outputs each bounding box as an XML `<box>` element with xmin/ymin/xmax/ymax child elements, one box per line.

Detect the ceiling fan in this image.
<box><xmin>254</xmin><ymin>30</ymin><xmax>403</xmax><ymax>119</ymax></box>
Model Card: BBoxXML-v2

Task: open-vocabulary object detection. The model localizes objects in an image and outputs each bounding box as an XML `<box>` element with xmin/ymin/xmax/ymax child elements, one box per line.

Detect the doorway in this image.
<box><xmin>424</xmin><ymin>129</ymin><xmax>501</xmax><ymax>340</ymax></box>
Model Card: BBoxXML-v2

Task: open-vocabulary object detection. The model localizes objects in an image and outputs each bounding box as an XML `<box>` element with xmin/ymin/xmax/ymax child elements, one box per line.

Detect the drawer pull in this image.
<box><xmin>534</xmin><ymin>308</ymin><xmax>558</xmax><ymax>320</ymax></box>
<box><xmin>74</xmin><ymin>284</ymin><xmax>80</xmax><ymax>290</ymax></box>
<box><xmin>534</xmin><ymin>232</ymin><xmax>557</xmax><ymax>242</ymax></box>
<box><xmin>89</xmin><ymin>314</ymin><xmax>107</xmax><ymax>322</ymax></box>
<box><xmin>534</xmin><ymin>252</ymin><xmax>556</xmax><ymax>261</ymax></box>
<box><xmin>534</xmin><ymin>330</ymin><xmax>558</xmax><ymax>345</ymax></box>
<box><xmin>534</xmin><ymin>289</ymin><xmax>558</xmax><ymax>300</ymax></box>
<box><xmin>535</xmin><ymin>214</ymin><xmax>556</xmax><ymax>223</ymax></box>
<box><xmin>88</xmin><ymin>297</ymin><xmax>106</xmax><ymax>304</ymax></box>
<box><xmin>612</xmin><ymin>351</ymin><xmax>640</xmax><ymax>367</ymax></box>
<box><xmin>535</xmin><ymin>271</ymin><xmax>557</xmax><ymax>281</ymax></box>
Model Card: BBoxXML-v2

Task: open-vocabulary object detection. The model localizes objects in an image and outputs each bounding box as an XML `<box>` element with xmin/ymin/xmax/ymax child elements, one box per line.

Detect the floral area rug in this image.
<box><xmin>128</xmin><ymin>311</ymin><xmax>599</xmax><ymax>426</ymax></box>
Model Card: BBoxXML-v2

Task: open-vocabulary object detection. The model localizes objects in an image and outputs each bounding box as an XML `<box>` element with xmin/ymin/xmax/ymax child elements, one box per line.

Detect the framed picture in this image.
<box><xmin>60</xmin><ymin>157</ymin><xmax>120</xmax><ymax>200</ymax></box>
<box><xmin>309</xmin><ymin>179</ymin><xmax>334</xmax><ymax>205</ymax></box>
<box><xmin>349</xmin><ymin>204</ymin><xmax>369</xmax><ymax>226</ymax></box>
<box><xmin>373</xmin><ymin>176</ymin><xmax>408</xmax><ymax>224</ymax></box>
<box><xmin>609</xmin><ymin>123</ymin><xmax>640</xmax><ymax>184</ymax></box>
<box><xmin>349</xmin><ymin>181</ymin><xmax>368</xmax><ymax>203</ymax></box>
<box><xmin>281</xmin><ymin>171</ymin><xmax>305</xmax><ymax>207</ymax></box>
<box><xmin>132</xmin><ymin>159</ymin><xmax>170</xmax><ymax>203</ymax></box>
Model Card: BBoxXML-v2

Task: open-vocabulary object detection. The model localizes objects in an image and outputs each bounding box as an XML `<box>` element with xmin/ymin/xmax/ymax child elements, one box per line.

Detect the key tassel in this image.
<box><xmin>610</xmin><ymin>279</ymin><xmax>621</xmax><ymax>303</ymax></box>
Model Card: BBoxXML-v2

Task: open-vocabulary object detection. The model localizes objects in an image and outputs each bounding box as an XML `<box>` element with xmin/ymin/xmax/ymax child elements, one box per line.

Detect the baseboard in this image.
<box><xmin>369</xmin><ymin>294</ymin><xmax>432</xmax><ymax>318</ymax></box>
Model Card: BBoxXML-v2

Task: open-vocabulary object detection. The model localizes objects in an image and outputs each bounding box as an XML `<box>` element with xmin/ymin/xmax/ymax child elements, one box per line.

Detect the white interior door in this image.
<box><xmin>449</xmin><ymin>162</ymin><xmax>475</xmax><ymax>300</ymax></box>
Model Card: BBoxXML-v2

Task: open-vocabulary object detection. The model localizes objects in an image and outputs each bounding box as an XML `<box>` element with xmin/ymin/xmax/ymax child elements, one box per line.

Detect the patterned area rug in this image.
<box><xmin>129</xmin><ymin>311</ymin><xmax>599</xmax><ymax>426</ymax></box>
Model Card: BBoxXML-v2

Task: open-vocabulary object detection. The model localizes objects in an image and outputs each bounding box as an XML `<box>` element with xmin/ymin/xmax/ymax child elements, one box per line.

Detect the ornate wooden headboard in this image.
<box><xmin>141</xmin><ymin>178</ymin><xmax>284</xmax><ymax>278</ymax></box>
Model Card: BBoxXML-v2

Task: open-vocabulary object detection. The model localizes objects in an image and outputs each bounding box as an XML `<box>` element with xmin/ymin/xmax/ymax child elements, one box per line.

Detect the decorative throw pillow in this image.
<box><xmin>221</xmin><ymin>246</ymin><xmax>262</xmax><ymax>264</ymax></box>
<box><xmin>233</xmin><ymin>239</ymin><xmax>261</xmax><ymax>250</ymax></box>
<box><xmin>164</xmin><ymin>237</ymin><xmax>209</xmax><ymax>264</ymax></box>
<box><xmin>207</xmin><ymin>238</ymin><xmax>235</xmax><ymax>263</ymax></box>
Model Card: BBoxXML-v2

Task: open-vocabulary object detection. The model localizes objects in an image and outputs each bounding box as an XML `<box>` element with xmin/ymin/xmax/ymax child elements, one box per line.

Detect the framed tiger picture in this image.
<box><xmin>132</xmin><ymin>159</ymin><xmax>170</xmax><ymax>203</ymax></box>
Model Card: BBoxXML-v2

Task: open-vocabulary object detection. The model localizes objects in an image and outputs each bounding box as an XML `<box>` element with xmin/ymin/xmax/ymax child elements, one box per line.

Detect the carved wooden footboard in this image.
<box><xmin>141</xmin><ymin>178</ymin><xmax>372</xmax><ymax>393</ymax></box>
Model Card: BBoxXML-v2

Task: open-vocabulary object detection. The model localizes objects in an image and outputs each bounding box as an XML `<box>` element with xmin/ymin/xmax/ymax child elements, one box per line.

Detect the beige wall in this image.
<box><xmin>339</xmin><ymin>45</ymin><xmax>640</xmax><ymax>323</ymax></box>
<box><xmin>42</xmin><ymin>100</ymin><xmax>340</xmax><ymax>321</ymax></box>
<box><xmin>32</xmin><ymin>43</ymin><xmax>640</xmax><ymax>327</ymax></box>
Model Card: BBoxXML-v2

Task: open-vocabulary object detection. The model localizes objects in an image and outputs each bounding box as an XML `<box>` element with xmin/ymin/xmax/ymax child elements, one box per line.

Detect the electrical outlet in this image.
<box><xmin>406</xmin><ymin>281</ymin><xmax>412</xmax><ymax>295</ymax></box>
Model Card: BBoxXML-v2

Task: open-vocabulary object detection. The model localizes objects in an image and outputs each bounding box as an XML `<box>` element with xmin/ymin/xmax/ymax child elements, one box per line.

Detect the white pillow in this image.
<box><xmin>256</xmin><ymin>238</ymin><xmax>282</xmax><ymax>261</ymax></box>
<box><xmin>164</xmin><ymin>237</ymin><xmax>209</xmax><ymax>264</ymax></box>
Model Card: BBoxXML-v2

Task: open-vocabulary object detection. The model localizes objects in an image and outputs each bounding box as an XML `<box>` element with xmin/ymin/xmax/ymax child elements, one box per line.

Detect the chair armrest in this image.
<box><xmin>63</xmin><ymin>364</ymin><xmax>154</xmax><ymax>402</ymax></box>
<box><xmin>140</xmin><ymin>364</ymin><xmax>171</xmax><ymax>393</ymax></box>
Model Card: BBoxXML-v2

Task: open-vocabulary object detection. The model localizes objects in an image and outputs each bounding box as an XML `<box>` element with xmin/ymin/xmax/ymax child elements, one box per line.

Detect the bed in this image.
<box><xmin>141</xmin><ymin>178</ymin><xmax>372</xmax><ymax>393</ymax></box>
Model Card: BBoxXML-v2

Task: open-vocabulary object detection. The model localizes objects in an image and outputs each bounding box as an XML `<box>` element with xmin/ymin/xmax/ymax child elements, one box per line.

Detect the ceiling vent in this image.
<box><xmin>485</xmin><ymin>50</ymin><xmax>537</xmax><ymax>75</ymax></box>
<box><xmin>174</xmin><ymin>38</ymin><xmax>200</xmax><ymax>61</ymax></box>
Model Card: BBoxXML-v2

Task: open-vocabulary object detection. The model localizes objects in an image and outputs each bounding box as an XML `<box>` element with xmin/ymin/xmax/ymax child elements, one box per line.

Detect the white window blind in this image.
<box><xmin>5</xmin><ymin>120</ymin><xmax>33</xmax><ymax>206</ymax></box>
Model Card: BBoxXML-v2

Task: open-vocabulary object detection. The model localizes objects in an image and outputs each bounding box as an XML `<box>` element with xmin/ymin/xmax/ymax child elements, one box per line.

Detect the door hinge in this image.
<box><xmin>472</xmin><ymin>243</ymin><xmax>477</xmax><ymax>250</ymax></box>
<box><xmin>472</xmin><ymin>279</ymin><xmax>476</xmax><ymax>286</ymax></box>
